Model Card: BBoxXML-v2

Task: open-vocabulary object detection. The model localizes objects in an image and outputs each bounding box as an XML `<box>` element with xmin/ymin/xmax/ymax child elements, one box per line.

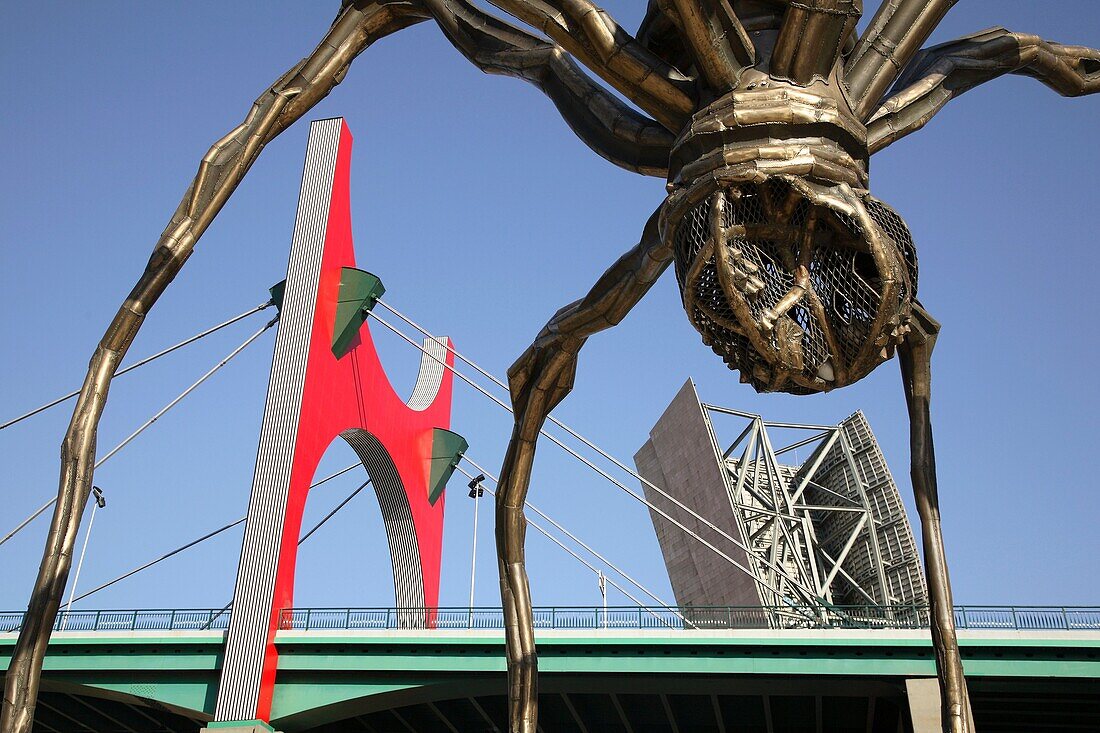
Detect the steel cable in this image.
<box><xmin>0</xmin><ymin>301</ymin><xmax>272</xmax><ymax>432</ymax></box>
<box><xmin>202</xmin><ymin>478</ymin><xmax>373</xmax><ymax>629</ymax></box>
<box><xmin>453</xmin><ymin>462</ymin><xmax>678</xmax><ymax>629</ymax></box>
<box><xmin>0</xmin><ymin>316</ymin><xmax>277</xmax><ymax>549</ymax></box>
<box><xmin>456</xmin><ymin>457</ymin><xmax>672</xmax><ymax>611</ymax></box>
<box><xmin>62</xmin><ymin>469</ymin><xmax>366</xmax><ymax>609</ymax></box>
<box><xmin>364</xmin><ymin>305</ymin><xmax>817</xmax><ymax>603</ymax></box>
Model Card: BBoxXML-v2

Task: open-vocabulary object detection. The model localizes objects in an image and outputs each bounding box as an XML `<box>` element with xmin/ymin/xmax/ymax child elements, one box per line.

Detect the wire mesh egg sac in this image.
<box><xmin>671</xmin><ymin>180</ymin><xmax>918</xmax><ymax>394</ymax></box>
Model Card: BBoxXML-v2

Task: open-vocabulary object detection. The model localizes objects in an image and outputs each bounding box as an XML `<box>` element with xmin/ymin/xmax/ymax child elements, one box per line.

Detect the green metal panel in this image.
<box><xmin>271</xmin><ymin>678</ymin><xmax>428</xmax><ymax>722</ymax></box>
<box><xmin>0</xmin><ymin>635</ymin><xmax>224</xmax><ymax>673</ymax></box>
<box><xmin>428</xmin><ymin>429</ymin><xmax>468</xmax><ymax>505</ymax></box>
<box><xmin>83</xmin><ymin>679</ymin><xmax>217</xmax><ymax>716</ymax></box>
<box><xmin>0</xmin><ymin>634</ymin><xmax>223</xmax><ymax>716</ymax></box>
<box><xmin>270</xmin><ymin>632</ymin><xmax>1100</xmax><ymax>679</ymax></box>
<box><xmin>332</xmin><ymin>268</ymin><xmax>384</xmax><ymax>358</ymax></box>
<box><xmin>269</xmin><ymin>280</ymin><xmax>286</xmax><ymax>313</ymax></box>
<box><xmin>269</xmin><ymin>631</ymin><xmax>1100</xmax><ymax>649</ymax></box>
<box><xmin>3</xmin><ymin>630</ymin><xmax>1098</xmax><ymax>727</ymax></box>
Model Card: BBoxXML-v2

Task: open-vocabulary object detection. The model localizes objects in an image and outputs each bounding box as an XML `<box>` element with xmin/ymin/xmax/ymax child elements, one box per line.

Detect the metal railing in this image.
<box><xmin>3</xmin><ymin>605</ymin><xmax>1099</xmax><ymax>634</ymax></box>
<box><xmin>0</xmin><ymin>608</ymin><xmax>233</xmax><ymax>633</ymax></box>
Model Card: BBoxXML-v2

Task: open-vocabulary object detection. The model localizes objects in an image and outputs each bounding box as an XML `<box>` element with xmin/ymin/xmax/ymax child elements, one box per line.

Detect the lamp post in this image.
<box><xmin>598</xmin><ymin>570</ymin><xmax>607</xmax><ymax>629</ymax></box>
<box><xmin>62</xmin><ymin>487</ymin><xmax>106</xmax><ymax>629</ymax></box>
<box><xmin>467</xmin><ymin>474</ymin><xmax>485</xmax><ymax>628</ymax></box>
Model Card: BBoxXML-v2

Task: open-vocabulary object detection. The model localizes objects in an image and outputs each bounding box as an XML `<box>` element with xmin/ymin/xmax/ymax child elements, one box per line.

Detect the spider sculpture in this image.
<box><xmin>5</xmin><ymin>2</ymin><xmax>1098</xmax><ymax>733</ymax></box>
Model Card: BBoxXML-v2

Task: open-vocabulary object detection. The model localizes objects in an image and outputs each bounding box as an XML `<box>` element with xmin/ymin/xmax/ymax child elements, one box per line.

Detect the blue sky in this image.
<box><xmin>1</xmin><ymin>2</ymin><xmax>1098</xmax><ymax>615</ymax></box>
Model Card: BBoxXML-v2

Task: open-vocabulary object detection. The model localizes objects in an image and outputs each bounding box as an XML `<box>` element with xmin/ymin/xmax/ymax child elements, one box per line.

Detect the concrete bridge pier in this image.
<box><xmin>906</xmin><ymin>677</ymin><xmax>976</xmax><ymax>733</ymax></box>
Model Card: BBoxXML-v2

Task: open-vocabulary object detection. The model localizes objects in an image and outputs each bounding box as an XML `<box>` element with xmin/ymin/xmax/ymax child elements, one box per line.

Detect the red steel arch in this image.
<box><xmin>214</xmin><ymin>119</ymin><xmax>459</xmax><ymax>724</ymax></box>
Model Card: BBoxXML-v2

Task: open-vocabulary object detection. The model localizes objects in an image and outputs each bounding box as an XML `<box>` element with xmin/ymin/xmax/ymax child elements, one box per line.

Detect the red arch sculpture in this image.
<box><xmin>213</xmin><ymin>118</ymin><xmax>463</xmax><ymax>725</ymax></box>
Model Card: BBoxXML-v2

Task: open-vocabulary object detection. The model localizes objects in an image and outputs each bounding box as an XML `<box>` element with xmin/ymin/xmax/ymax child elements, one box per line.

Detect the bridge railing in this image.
<box><xmin>4</xmin><ymin>605</ymin><xmax>1099</xmax><ymax>634</ymax></box>
<box><xmin>0</xmin><ymin>608</ymin><xmax>233</xmax><ymax>633</ymax></box>
<box><xmin>954</xmin><ymin>606</ymin><xmax>1100</xmax><ymax>631</ymax></box>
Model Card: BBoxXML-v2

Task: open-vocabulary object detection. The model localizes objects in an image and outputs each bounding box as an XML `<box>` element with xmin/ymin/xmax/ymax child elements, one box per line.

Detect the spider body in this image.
<box><xmin>662</xmin><ymin>81</ymin><xmax>917</xmax><ymax>394</ymax></box>
<box><xmin>6</xmin><ymin>3</ymin><xmax>1098</xmax><ymax>733</ymax></box>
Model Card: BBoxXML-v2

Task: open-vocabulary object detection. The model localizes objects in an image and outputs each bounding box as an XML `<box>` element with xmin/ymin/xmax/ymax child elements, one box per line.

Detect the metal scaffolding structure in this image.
<box><xmin>637</xmin><ymin>380</ymin><xmax>927</xmax><ymax>629</ymax></box>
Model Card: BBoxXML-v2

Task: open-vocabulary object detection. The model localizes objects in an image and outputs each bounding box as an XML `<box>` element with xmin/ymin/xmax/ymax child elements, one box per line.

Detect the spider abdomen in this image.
<box><xmin>669</xmin><ymin>179</ymin><xmax>917</xmax><ymax>394</ymax></box>
<box><xmin>661</xmin><ymin>87</ymin><xmax>917</xmax><ymax>394</ymax></box>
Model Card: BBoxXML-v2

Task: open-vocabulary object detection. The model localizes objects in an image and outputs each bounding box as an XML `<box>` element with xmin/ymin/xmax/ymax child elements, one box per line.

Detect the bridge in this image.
<box><xmin>2</xmin><ymin>606</ymin><xmax>1099</xmax><ymax>733</ymax></box>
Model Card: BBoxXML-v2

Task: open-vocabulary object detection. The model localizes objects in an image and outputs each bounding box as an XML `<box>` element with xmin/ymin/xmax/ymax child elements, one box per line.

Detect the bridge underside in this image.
<box><xmin>25</xmin><ymin>684</ymin><xmax>204</xmax><ymax>733</ymax></box>
<box><xmin>297</xmin><ymin>676</ymin><xmax>1099</xmax><ymax>733</ymax></box>
<box><xmin>4</xmin><ymin>629</ymin><xmax>1098</xmax><ymax>732</ymax></box>
<box><xmin>11</xmin><ymin>675</ymin><xmax>1099</xmax><ymax>733</ymax></box>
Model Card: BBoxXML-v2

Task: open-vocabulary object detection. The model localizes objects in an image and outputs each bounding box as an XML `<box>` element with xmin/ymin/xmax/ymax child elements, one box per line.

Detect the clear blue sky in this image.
<box><xmin>1</xmin><ymin>2</ymin><xmax>1098</xmax><ymax>614</ymax></box>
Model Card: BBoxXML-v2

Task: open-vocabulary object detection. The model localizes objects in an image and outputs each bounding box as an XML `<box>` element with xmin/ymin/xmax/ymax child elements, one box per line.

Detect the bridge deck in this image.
<box><xmin>2</xmin><ymin>628</ymin><xmax>1098</xmax><ymax>732</ymax></box>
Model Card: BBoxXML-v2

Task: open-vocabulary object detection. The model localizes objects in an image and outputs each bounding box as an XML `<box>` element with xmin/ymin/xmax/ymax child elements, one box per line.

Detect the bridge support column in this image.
<box><xmin>906</xmin><ymin>677</ymin><xmax>975</xmax><ymax>732</ymax></box>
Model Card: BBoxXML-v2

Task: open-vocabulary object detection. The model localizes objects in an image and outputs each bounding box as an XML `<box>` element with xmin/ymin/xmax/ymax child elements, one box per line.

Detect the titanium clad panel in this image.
<box><xmin>634</xmin><ymin>379</ymin><xmax>761</xmax><ymax>613</ymax></box>
<box><xmin>639</xmin><ymin>382</ymin><xmax>926</xmax><ymax>625</ymax></box>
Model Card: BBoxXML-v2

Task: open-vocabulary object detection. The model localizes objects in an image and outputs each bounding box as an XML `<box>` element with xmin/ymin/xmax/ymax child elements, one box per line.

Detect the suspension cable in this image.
<box><xmin>374</xmin><ymin>301</ymin><xmax>789</xmax><ymax>569</ymax></box>
<box><xmin>364</xmin><ymin>307</ymin><xmax>814</xmax><ymax>602</ymax></box>
<box><xmin>94</xmin><ymin>317</ymin><xmax>277</xmax><ymax>468</ymax></box>
<box><xmin>70</xmin><ymin>517</ymin><xmax>246</xmax><ymax>605</ymax></box>
<box><xmin>0</xmin><ymin>503</ymin><xmax>53</xmax><ymax>549</ymax></box>
<box><xmin>1</xmin><ymin>459</ymin><xmax>355</xmax><ymax>557</ymax></box>
<box><xmin>307</xmin><ymin>462</ymin><xmax>363</xmax><ymax>491</ymax></box>
<box><xmin>453</xmin><ymin>464</ymin><xmax>676</xmax><ymax>629</ymax></box>
<box><xmin>457</xmin><ymin>457</ymin><xmax>672</xmax><ymax>610</ymax></box>
<box><xmin>66</xmin><ymin>464</ymin><xmax>367</xmax><ymax>607</ymax></box>
<box><xmin>380</xmin><ymin>301</ymin><xmax>784</xmax><ymax>548</ymax></box>
<box><xmin>203</xmin><ymin>477</ymin><xmax>373</xmax><ymax>629</ymax></box>
<box><xmin>298</xmin><ymin>479</ymin><xmax>371</xmax><ymax>544</ymax></box>
<box><xmin>0</xmin><ymin>318</ymin><xmax>277</xmax><ymax>550</ymax></box>
<box><xmin>0</xmin><ymin>301</ymin><xmax>272</xmax><ymax>432</ymax></box>
<box><xmin>66</xmin><ymin>464</ymin><xmax>363</xmax><ymax>606</ymax></box>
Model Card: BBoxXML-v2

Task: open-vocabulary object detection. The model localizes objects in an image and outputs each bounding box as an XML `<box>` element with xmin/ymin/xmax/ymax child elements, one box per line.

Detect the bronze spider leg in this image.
<box><xmin>422</xmin><ymin>0</ymin><xmax>675</xmax><ymax>176</ymax></box>
<box><xmin>867</xmin><ymin>28</ymin><xmax>1100</xmax><ymax>152</ymax></box>
<box><xmin>636</xmin><ymin>2</ymin><xmax>695</xmax><ymax>73</ymax></box>
<box><xmin>846</xmin><ymin>0</ymin><xmax>958</xmax><ymax>119</ymax></box>
<box><xmin>770</xmin><ymin>0</ymin><xmax>861</xmax><ymax>86</ymax></box>
<box><xmin>0</xmin><ymin>5</ymin><xmax>437</xmax><ymax>731</ymax></box>
<box><xmin>497</xmin><ymin>209</ymin><xmax>670</xmax><ymax>733</ymax></box>
<box><xmin>661</xmin><ymin>0</ymin><xmax>754</xmax><ymax>89</ymax></box>
<box><xmin>899</xmin><ymin>305</ymin><xmax>973</xmax><ymax>733</ymax></box>
<box><xmin>487</xmin><ymin>0</ymin><xmax>697</xmax><ymax>128</ymax></box>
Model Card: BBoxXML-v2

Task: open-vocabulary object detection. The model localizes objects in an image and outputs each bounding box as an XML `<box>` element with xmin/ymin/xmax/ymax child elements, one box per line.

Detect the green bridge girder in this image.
<box><xmin>2</xmin><ymin>630</ymin><xmax>1098</xmax><ymax>732</ymax></box>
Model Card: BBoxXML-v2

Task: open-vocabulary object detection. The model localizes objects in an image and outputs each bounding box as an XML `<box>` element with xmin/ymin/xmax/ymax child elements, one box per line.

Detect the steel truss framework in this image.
<box><xmin>701</xmin><ymin>404</ymin><xmax>928</xmax><ymax>628</ymax></box>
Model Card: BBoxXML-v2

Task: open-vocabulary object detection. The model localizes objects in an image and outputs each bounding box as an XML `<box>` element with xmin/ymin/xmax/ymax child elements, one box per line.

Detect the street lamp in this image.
<box><xmin>467</xmin><ymin>474</ymin><xmax>485</xmax><ymax>627</ymax></box>
<box><xmin>63</xmin><ymin>486</ymin><xmax>107</xmax><ymax>628</ymax></box>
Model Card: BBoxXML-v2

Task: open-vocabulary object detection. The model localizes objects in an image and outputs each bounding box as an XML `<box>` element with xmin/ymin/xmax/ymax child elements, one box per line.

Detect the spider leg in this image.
<box><xmin>899</xmin><ymin>305</ymin><xmax>974</xmax><ymax>733</ymax></box>
<box><xmin>663</xmin><ymin>0</ymin><xmax>754</xmax><ymax>90</ymax></box>
<box><xmin>486</xmin><ymin>0</ymin><xmax>697</xmax><ymax>130</ymax></box>
<box><xmin>867</xmin><ymin>28</ymin><xmax>1100</xmax><ymax>153</ymax></box>
<box><xmin>846</xmin><ymin>0</ymin><xmax>957</xmax><ymax>120</ymax></box>
<box><xmin>497</xmin><ymin>208</ymin><xmax>670</xmax><ymax>733</ymax></box>
<box><xmin>636</xmin><ymin>1</ymin><xmax>694</xmax><ymax>73</ymax></box>
<box><xmin>0</xmin><ymin>5</ymin><xmax>427</xmax><ymax>733</ymax></box>
<box><xmin>772</xmin><ymin>0</ymin><xmax>860</xmax><ymax>86</ymax></box>
<box><xmin>424</xmin><ymin>0</ymin><xmax>674</xmax><ymax>176</ymax></box>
